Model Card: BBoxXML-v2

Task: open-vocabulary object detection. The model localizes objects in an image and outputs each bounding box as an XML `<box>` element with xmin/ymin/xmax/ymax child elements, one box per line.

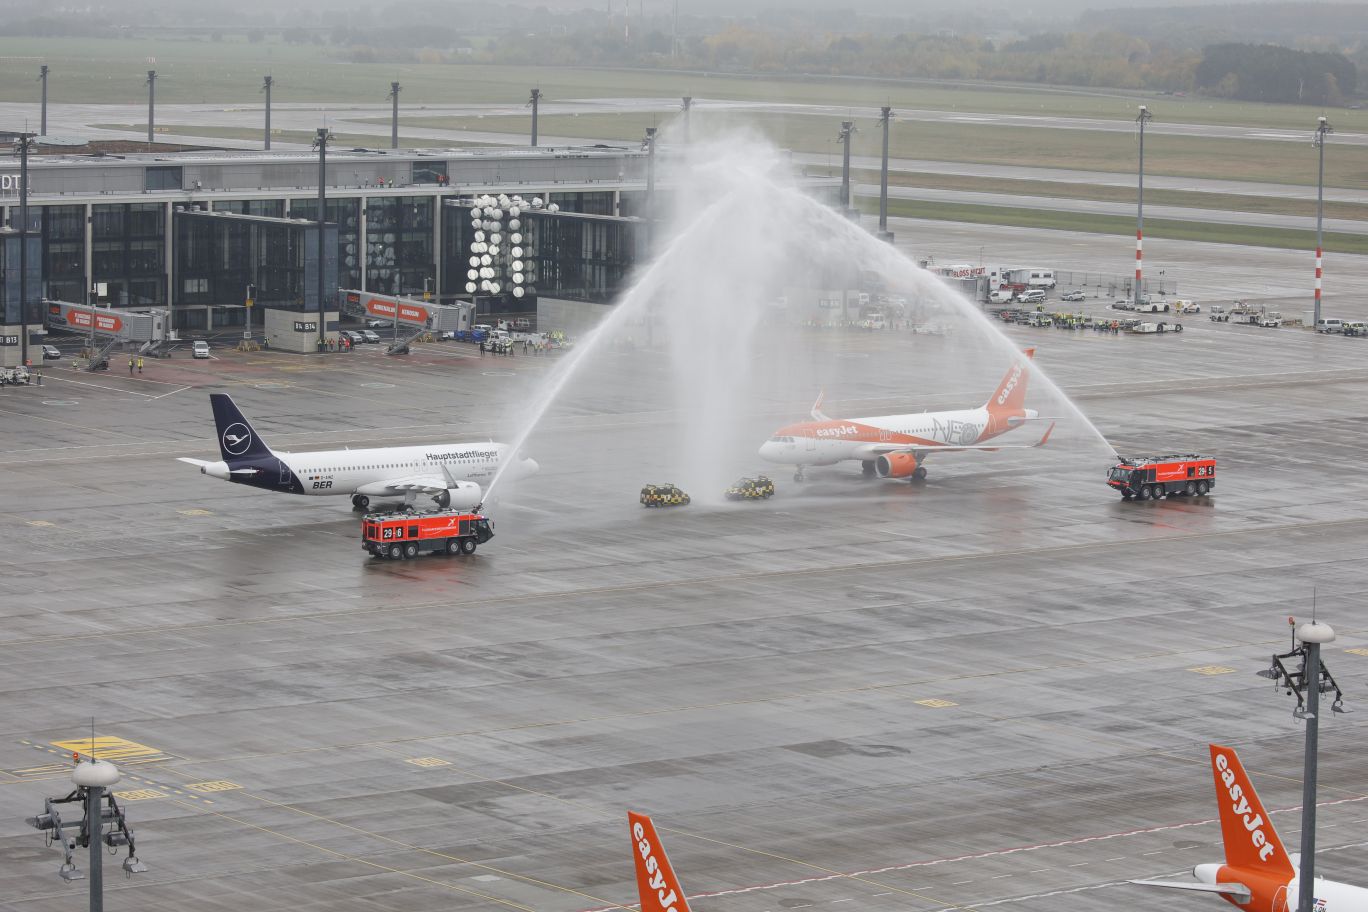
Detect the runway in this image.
<box><xmin>2</xmin><ymin>265</ymin><xmax>1368</xmax><ymax>912</ymax></box>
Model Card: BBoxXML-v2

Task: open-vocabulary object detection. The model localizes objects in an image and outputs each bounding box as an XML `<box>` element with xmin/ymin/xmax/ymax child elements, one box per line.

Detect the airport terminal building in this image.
<box><xmin>0</xmin><ymin>144</ymin><xmax>652</xmax><ymax>363</ymax></box>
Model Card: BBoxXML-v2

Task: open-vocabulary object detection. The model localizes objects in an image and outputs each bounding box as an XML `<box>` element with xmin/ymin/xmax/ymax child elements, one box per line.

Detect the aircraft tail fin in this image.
<box><xmin>629</xmin><ymin>812</ymin><xmax>691</xmax><ymax>912</ymax></box>
<box><xmin>209</xmin><ymin>393</ymin><xmax>274</xmax><ymax>463</ymax></box>
<box><xmin>810</xmin><ymin>390</ymin><xmax>830</xmax><ymax>422</ymax></box>
<box><xmin>985</xmin><ymin>347</ymin><xmax>1034</xmax><ymax>416</ymax></box>
<box><xmin>1209</xmin><ymin>744</ymin><xmax>1294</xmax><ymax>878</ymax></box>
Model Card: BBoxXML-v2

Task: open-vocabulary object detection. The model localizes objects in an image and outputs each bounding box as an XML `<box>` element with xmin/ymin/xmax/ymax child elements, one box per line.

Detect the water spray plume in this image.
<box><xmin>483</xmin><ymin>127</ymin><xmax>1112</xmax><ymax>503</ymax></box>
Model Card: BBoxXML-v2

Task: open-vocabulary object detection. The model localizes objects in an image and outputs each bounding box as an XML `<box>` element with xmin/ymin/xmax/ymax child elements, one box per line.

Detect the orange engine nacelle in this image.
<box><xmin>876</xmin><ymin>452</ymin><xmax>918</xmax><ymax>478</ymax></box>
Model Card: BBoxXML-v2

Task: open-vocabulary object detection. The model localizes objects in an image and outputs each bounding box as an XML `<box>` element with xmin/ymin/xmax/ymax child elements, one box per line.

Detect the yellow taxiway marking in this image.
<box><xmin>115</xmin><ymin>788</ymin><xmax>165</xmax><ymax>801</ymax></box>
<box><xmin>25</xmin><ymin>520</ymin><xmax>55</xmax><ymax>527</ymax></box>
<box><xmin>186</xmin><ymin>780</ymin><xmax>243</xmax><ymax>792</ymax></box>
<box><xmin>1188</xmin><ymin>665</ymin><xmax>1237</xmax><ymax>675</ymax></box>
<box><xmin>405</xmin><ymin>757</ymin><xmax>451</xmax><ymax>768</ymax></box>
<box><xmin>52</xmin><ymin>735</ymin><xmax>169</xmax><ymax>764</ymax></box>
<box><xmin>1345</xmin><ymin>648</ymin><xmax>1368</xmax><ymax>657</ymax></box>
<box><xmin>177</xmin><ymin>508</ymin><xmax>214</xmax><ymax>516</ymax></box>
<box><xmin>914</xmin><ymin>698</ymin><xmax>958</xmax><ymax>708</ymax></box>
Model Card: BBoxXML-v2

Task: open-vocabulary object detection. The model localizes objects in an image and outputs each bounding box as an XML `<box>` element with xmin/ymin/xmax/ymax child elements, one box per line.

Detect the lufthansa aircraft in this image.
<box><xmin>177</xmin><ymin>393</ymin><xmax>538</xmax><ymax>510</ymax></box>
<box><xmin>1133</xmin><ymin>743</ymin><xmax>1368</xmax><ymax>910</ymax></box>
<box><xmin>759</xmin><ymin>348</ymin><xmax>1053</xmax><ymax>482</ymax></box>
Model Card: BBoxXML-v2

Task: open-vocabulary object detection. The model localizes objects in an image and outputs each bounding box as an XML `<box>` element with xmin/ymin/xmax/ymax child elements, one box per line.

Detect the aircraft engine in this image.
<box><xmin>434</xmin><ymin>481</ymin><xmax>482</xmax><ymax>509</ymax></box>
<box><xmin>875</xmin><ymin>452</ymin><xmax>918</xmax><ymax>478</ymax></box>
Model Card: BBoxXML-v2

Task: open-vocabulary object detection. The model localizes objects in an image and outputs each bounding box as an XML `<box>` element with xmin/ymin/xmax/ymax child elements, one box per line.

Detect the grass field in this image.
<box><xmin>383</xmin><ymin>110</ymin><xmax>1368</xmax><ymax>189</ymax></box>
<box><xmin>2</xmin><ymin>36</ymin><xmax>1365</xmax><ymax>134</ymax></box>
<box><xmin>863</xmin><ymin>197</ymin><xmax>1368</xmax><ymax>256</ymax></box>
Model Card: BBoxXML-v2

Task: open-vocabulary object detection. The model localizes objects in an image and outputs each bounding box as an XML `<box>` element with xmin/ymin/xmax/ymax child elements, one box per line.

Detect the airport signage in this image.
<box><xmin>51</xmin><ymin>302</ymin><xmax>123</xmax><ymax>333</ymax></box>
<box><xmin>293</xmin><ymin>320</ymin><xmax>318</xmax><ymax>332</ymax></box>
<box><xmin>364</xmin><ymin>296</ymin><xmax>430</xmax><ymax>326</ymax></box>
<box><xmin>0</xmin><ymin>173</ymin><xmax>25</xmax><ymax>197</ymax></box>
<box><xmin>0</xmin><ymin>334</ymin><xmax>18</xmax><ymax>346</ymax></box>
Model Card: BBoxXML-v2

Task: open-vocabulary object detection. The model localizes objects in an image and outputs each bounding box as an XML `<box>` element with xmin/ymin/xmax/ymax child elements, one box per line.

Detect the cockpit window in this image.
<box><xmin>769</xmin><ymin>436</ymin><xmax>795</xmax><ymax>443</ymax></box>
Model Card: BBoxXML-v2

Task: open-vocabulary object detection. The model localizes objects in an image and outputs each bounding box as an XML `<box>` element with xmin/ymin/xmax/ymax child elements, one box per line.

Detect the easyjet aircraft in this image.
<box><xmin>1132</xmin><ymin>743</ymin><xmax>1368</xmax><ymax>909</ymax></box>
<box><xmin>628</xmin><ymin>812</ymin><xmax>692</xmax><ymax>912</ymax></box>
<box><xmin>758</xmin><ymin>348</ymin><xmax>1054</xmax><ymax>482</ymax></box>
<box><xmin>177</xmin><ymin>393</ymin><xmax>538</xmax><ymax>511</ymax></box>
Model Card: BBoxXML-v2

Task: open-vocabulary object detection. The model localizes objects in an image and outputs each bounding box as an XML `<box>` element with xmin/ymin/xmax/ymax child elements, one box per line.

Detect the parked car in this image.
<box><xmin>365</xmin><ymin>318</ymin><xmax>392</xmax><ymax>329</ymax></box>
<box><xmin>1060</xmin><ymin>290</ymin><xmax>1086</xmax><ymax>302</ymax></box>
<box><xmin>192</xmin><ymin>340</ymin><xmax>211</xmax><ymax>359</ymax></box>
<box><xmin>341</xmin><ymin>330</ymin><xmax>365</xmax><ymax>345</ymax></box>
<box><xmin>1017</xmin><ymin>290</ymin><xmax>1047</xmax><ymax>305</ymax></box>
<box><xmin>361</xmin><ymin>329</ymin><xmax>381</xmax><ymax>343</ymax></box>
<box><xmin>1343</xmin><ymin>321</ymin><xmax>1368</xmax><ymax>336</ymax></box>
<box><xmin>1316</xmin><ymin>318</ymin><xmax>1345</xmax><ymax>334</ymax></box>
<box><xmin>1175</xmin><ymin>299</ymin><xmax>1201</xmax><ymax>313</ymax></box>
<box><xmin>1113</xmin><ymin>300</ymin><xmax>1134</xmax><ymax>311</ymax></box>
<box><xmin>41</xmin><ymin>344</ymin><xmax>61</xmax><ymax>360</ymax></box>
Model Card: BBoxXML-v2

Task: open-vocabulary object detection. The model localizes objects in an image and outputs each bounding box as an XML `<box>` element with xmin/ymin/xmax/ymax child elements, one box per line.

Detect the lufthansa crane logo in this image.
<box><xmin>222</xmin><ymin>422</ymin><xmax>252</xmax><ymax>457</ymax></box>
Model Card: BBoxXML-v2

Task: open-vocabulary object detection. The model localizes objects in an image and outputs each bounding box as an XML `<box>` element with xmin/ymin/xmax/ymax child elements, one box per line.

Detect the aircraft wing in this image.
<box><xmin>1129</xmin><ymin>880</ymin><xmax>1251</xmax><ymax>901</ymax></box>
<box><xmin>856</xmin><ymin>422</ymin><xmax>1055</xmax><ymax>457</ymax></box>
<box><xmin>355</xmin><ymin>475</ymin><xmax>450</xmax><ymax>496</ymax></box>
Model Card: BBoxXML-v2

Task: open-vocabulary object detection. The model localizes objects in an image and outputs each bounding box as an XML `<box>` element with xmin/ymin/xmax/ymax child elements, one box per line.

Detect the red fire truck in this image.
<box><xmin>1108</xmin><ymin>455</ymin><xmax>1215</xmax><ymax>500</ymax></box>
<box><xmin>362</xmin><ymin>509</ymin><xmax>494</xmax><ymax>559</ymax></box>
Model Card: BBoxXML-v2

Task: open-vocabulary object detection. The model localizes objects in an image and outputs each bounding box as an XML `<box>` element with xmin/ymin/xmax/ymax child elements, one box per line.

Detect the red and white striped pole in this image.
<box><xmin>1314</xmin><ymin>116</ymin><xmax>1331</xmax><ymax>329</ymax></box>
<box><xmin>1134</xmin><ymin>105</ymin><xmax>1152</xmax><ymax>309</ymax></box>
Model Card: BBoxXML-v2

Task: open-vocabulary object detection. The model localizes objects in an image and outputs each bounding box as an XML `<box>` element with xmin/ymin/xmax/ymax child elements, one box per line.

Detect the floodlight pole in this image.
<box><xmin>146</xmin><ymin>70</ymin><xmax>157</xmax><ymax>145</ymax></box>
<box><xmin>1314</xmin><ymin>116</ymin><xmax>1332</xmax><ymax>330</ymax></box>
<box><xmin>38</xmin><ymin>65</ymin><xmax>48</xmax><ymax>136</ymax></box>
<box><xmin>838</xmin><ymin>121</ymin><xmax>854</xmax><ymax>211</ymax></box>
<box><xmin>315</xmin><ymin>128</ymin><xmax>331</xmax><ymax>351</ymax></box>
<box><xmin>1134</xmin><ymin>105</ymin><xmax>1151</xmax><ymax>309</ymax></box>
<box><xmin>389</xmin><ymin>81</ymin><xmax>401</xmax><ymax>149</ymax></box>
<box><xmin>18</xmin><ymin>132</ymin><xmax>34</xmax><ymax>370</ymax></box>
<box><xmin>878</xmin><ymin>106</ymin><xmax>893</xmax><ymax>236</ymax></box>
<box><xmin>262</xmin><ymin>76</ymin><xmax>273</xmax><ymax>150</ymax></box>
<box><xmin>529</xmin><ymin>88</ymin><xmax>542</xmax><ymax>147</ymax></box>
<box><xmin>681</xmin><ymin>96</ymin><xmax>692</xmax><ymax>144</ymax></box>
<box><xmin>1258</xmin><ymin>617</ymin><xmax>1346</xmax><ymax>912</ymax></box>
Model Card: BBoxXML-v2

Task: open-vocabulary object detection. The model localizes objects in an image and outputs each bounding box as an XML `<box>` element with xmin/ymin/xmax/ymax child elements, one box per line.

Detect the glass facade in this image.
<box><xmin>92</xmin><ymin>203</ymin><xmax>164</xmax><ymax>307</ymax></box>
<box><xmin>174</xmin><ymin>213</ymin><xmax>320</xmax><ymax>328</ymax></box>
<box><xmin>41</xmin><ymin>205</ymin><xmax>84</xmax><ymax>304</ymax></box>
<box><xmin>364</xmin><ymin>196</ymin><xmax>433</xmax><ymax>295</ymax></box>
<box><xmin>549</xmin><ymin>191</ymin><xmax>616</xmax><ymax>216</ymax></box>
<box><xmin>1</xmin><ymin>232</ymin><xmax>42</xmax><ymax>326</ymax></box>
<box><xmin>290</xmin><ymin>197</ymin><xmax>360</xmax><ymax>292</ymax></box>
<box><xmin>216</xmin><ymin>199</ymin><xmax>286</xmax><ymax>218</ymax></box>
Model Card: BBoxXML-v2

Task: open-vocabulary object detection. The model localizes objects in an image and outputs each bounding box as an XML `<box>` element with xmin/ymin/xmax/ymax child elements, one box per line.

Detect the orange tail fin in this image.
<box><xmin>629</xmin><ymin>812</ymin><xmax>691</xmax><ymax>912</ymax></box>
<box><xmin>985</xmin><ymin>347</ymin><xmax>1034</xmax><ymax>416</ymax></box>
<box><xmin>1209</xmin><ymin>744</ymin><xmax>1294</xmax><ymax>877</ymax></box>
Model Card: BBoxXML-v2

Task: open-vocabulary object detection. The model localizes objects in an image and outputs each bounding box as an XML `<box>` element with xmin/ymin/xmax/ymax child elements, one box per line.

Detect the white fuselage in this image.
<box><xmin>285</xmin><ymin>442</ymin><xmax>523</xmax><ymax>495</ymax></box>
<box><xmin>760</xmin><ymin>406</ymin><xmax>998</xmax><ymax>467</ymax></box>
<box><xmin>1194</xmin><ymin>864</ymin><xmax>1368</xmax><ymax>911</ymax></box>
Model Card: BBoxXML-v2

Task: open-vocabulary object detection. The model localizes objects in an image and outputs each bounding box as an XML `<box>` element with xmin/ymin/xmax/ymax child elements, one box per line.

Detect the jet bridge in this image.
<box><xmin>339</xmin><ymin>290</ymin><xmax>470</xmax><ymax>355</ymax></box>
<box><xmin>44</xmin><ymin>299</ymin><xmax>177</xmax><ymax>370</ymax></box>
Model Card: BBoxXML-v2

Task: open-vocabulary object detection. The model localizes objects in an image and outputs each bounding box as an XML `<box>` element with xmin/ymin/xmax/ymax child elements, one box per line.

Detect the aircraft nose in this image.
<box><xmin>521</xmin><ymin>457</ymin><xmax>540</xmax><ymax>477</ymax></box>
<box><xmin>758</xmin><ymin>441</ymin><xmax>780</xmax><ymax>462</ymax></box>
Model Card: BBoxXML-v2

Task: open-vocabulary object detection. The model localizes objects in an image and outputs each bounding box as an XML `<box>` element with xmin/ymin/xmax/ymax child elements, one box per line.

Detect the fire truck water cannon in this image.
<box><xmin>1107</xmin><ymin>454</ymin><xmax>1215</xmax><ymax>501</ymax></box>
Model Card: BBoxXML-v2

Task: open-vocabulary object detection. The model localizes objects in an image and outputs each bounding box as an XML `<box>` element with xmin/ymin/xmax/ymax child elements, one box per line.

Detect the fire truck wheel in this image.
<box><xmin>1135</xmin><ymin>486</ymin><xmax>1150</xmax><ymax>501</ymax></box>
<box><xmin>460</xmin><ymin>538</ymin><xmax>477</xmax><ymax>555</ymax></box>
<box><xmin>446</xmin><ymin>539</ymin><xmax>461</xmax><ymax>555</ymax></box>
<box><xmin>1148</xmin><ymin>485</ymin><xmax>1163</xmax><ymax>499</ymax></box>
<box><xmin>387</xmin><ymin>544</ymin><xmax>402</xmax><ymax>560</ymax></box>
<box><xmin>1196</xmin><ymin>480</ymin><xmax>1210</xmax><ymax>495</ymax></box>
<box><xmin>1184</xmin><ymin>482</ymin><xmax>1197</xmax><ymax>496</ymax></box>
<box><xmin>403</xmin><ymin>542</ymin><xmax>419</xmax><ymax>559</ymax></box>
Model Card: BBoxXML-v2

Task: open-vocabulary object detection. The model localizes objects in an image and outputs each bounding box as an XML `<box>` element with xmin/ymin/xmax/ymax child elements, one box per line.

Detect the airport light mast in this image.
<box><xmin>145</xmin><ymin>70</ymin><xmax>157</xmax><ymax>145</ymax></box>
<box><xmin>26</xmin><ymin>749</ymin><xmax>148</xmax><ymax>912</ymax></box>
<box><xmin>261</xmin><ymin>75</ymin><xmax>273</xmax><ymax>150</ymax></box>
<box><xmin>528</xmin><ymin>88</ymin><xmax>542</xmax><ymax>147</ymax></box>
<box><xmin>388</xmin><ymin>81</ymin><xmax>402</xmax><ymax>150</ymax></box>
<box><xmin>38</xmin><ymin>65</ymin><xmax>48</xmax><ymax>136</ymax></box>
<box><xmin>1313</xmin><ymin>116</ymin><xmax>1333</xmax><ymax>331</ymax></box>
<box><xmin>313</xmin><ymin>127</ymin><xmax>332</xmax><ymax>352</ymax></box>
<box><xmin>1257</xmin><ymin>615</ymin><xmax>1347</xmax><ymax>912</ymax></box>
<box><xmin>877</xmin><ymin>106</ymin><xmax>894</xmax><ymax>241</ymax></box>
<box><xmin>681</xmin><ymin>96</ymin><xmax>692</xmax><ymax>144</ymax></box>
<box><xmin>16</xmin><ymin>132</ymin><xmax>35</xmax><ymax>370</ymax></box>
<box><xmin>837</xmin><ymin>120</ymin><xmax>856</xmax><ymax>213</ymax></box>
<box><xmin>1133</xmin><ymin>105</ymin><xmax>1151</xmax><ymax>309</ymax></box>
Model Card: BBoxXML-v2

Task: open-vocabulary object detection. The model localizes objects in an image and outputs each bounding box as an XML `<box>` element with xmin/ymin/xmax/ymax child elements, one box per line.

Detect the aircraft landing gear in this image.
<box><xmin>912</xmin><ymin>467</ymin><xmax>928</xmax><ymax>482</ymax></box>
<box><xmin>793</xmin><ymin>467</ymin><xmax>806</xmax><ymax>483</ymax></box>
<box><xmin>352</xmin><ymin>494</ymin><xmax>370</xmax><ymax>511</ymax></box>
<box><xmin>861</xmin><ymin>460</ymin><xmax>876</xmax><ymax>478</ymax></box>
<box><xmin>433</xmin><ymin>489</ymin><xmax>451</xmax><ymax>509</ymax></box>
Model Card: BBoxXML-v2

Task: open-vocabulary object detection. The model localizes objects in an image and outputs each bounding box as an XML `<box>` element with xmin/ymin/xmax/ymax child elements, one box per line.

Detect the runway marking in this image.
<box><xmin>149</xmin><ymin>385</ymin><xmax>194</xmax><ymax>400</ymax></box>
<box><xmin>1188</xmin><ymin>665</ymin><xmax>1236</xmax><ymax>675</ymax></box>
<box><xmin>177</xmin><ymin>508</ymin><xmax>214</xmax><ymax>516</ymax></box>
<box><xmin>915</xmin><ymin>698</ymin><xmax>958</xmax><ymax>708</ymax></box>
<box><xmin>1345</xmin><ymin>647</ymin><xmax>1368</xmax><ymax>656</ymax></box>
<box><xmin>25</xmin><ymin>519</ymin><xmax>55</xmax><ymax>527</ymax></box>
<box><xmin>405</xmin><ymin>756</ymin><xmax>452</xmax><ymax>768</ymax></box>
<box><xmin>51</xmin><ymin>736</ymin><xmax>170</xmax><ymax>765</ymax></box>
<box><xmin>114</xmin><ymin>788</ymin><xmax>165</xmax><ymax>801</ymax></box>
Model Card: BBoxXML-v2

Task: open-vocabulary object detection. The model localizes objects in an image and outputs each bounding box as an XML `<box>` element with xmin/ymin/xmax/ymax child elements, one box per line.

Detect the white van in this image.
<box><xmin>191</xmin><ymin>340</ymin><xmax>210</xmax><ymax>359</ymax></box>
<box><xmin>1018</xmin><ymin>289</ymin><xmax>1047</xmax><ymax>305</ymax></box>
<box><xmin>988</xmin><ymin>288</ymin><xmax>1015</xmax><ymax>305</ymax></box>
<box><xmin>1316</xmin><ymin>318</ymin><xmax>1345</xmax><ymax>334</ymax></box>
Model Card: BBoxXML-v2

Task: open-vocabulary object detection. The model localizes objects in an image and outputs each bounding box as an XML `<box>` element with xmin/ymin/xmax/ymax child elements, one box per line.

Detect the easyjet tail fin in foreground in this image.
<box><xmin>629</xmin><ymin>812</ymin><xmax>691</xmax><ymax>912</ymax></box>
<box><xmin>1208</xmin><ymin>743</ymin><xmax>1294</xmax><ymax>877</ymax></box>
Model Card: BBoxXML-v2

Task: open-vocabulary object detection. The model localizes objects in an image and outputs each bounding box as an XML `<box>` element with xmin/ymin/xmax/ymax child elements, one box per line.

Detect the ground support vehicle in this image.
<box><xmin>1343</xmin><ymin>321</ymin><xmax>1368</xmax><ymax>336</ymax></box>
<box><xmin>1317</xmin><ymin>318</ymin><xmax>1345</xmax><ymax>334</ymax></box>
<box><xmin>725</xmin><ymin>476</ymin><xmax>776</xmax><ymax>501</ymax></box>
<box><xmin>1229</xmin><ymin>304</ymin><xmax>1261</xmax><ymax>325</ymax></box>
<box><xmin>1</xmin><ymin>366</ymin><xmax>31</xmax><ymax>385</ymax></box>
<box><xmin>1125</xmin><ymin>320</ymin><xmax>1183</xmax><ymax>334</ymax></box>
<box><xmin>1209</xmin><ymin>306</ymin><xmax>1228</xmax><ymax>322</ymax></box>
<box><xmin>362</xmin><ymin>509</ymin><xmax>493</xmax><ymax>560</ymax></box>
<box><xmin>1108</xmin><ymin>455</ymin><xmax>1215</xmax><ymax>500</ymax></box>
<box><xmin>1258</xmin><ymin>311</ymin><xmax>1283</xmax><ymax>328</ymax></box>
<box><xmin>1175</xmin><ymin>299</ymin><xmax>1201</xmax><ymax>313</ymax></box>
<box><xmin>641</xmin><ymin>483</ymin><xmax>691</xmax><ymax>507</ymax></box>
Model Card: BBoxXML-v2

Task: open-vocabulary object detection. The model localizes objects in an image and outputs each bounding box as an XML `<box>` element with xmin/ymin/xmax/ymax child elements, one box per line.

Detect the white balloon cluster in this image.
<box><xmin>463</xmin><ymin>193</ymin><xmax>542</xmax><ymax>298</ymax></box>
